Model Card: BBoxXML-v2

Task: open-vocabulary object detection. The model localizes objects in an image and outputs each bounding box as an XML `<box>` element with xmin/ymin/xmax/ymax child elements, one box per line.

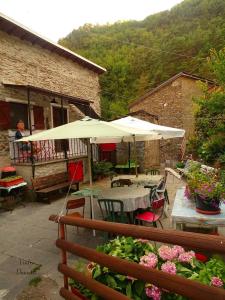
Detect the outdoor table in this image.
<box><xmin>172</xmin><ymin>187</ymin><xmax>225</xmax><ymax>230</ymax></box>
<box><xmin>98</xmin><ymin>186</ymin><xmax>150</xmax><ymax>212</ymax></box>
<box><xmin>111</xmin><ymin>174</ymin><xmax>163</xmax><ymax>187</ymax></box>
<box><xmin>0</xmin><ymin>182</ymin><xmax>27</xmax><ymax>210</ymax></box>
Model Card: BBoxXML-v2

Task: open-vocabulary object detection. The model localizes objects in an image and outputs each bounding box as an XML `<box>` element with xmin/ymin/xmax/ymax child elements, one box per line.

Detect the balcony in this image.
<box><xmin>10</xmin><ymin>137</ymin><xmax>94</xmax><ymax>165</ymax></box>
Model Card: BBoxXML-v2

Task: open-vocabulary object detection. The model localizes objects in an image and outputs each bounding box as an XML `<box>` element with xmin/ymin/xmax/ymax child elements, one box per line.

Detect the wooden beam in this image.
<box><xmin>49</xmin><ymin>215</ymin><xmax>225</xmax><ymax>254</ymax></box>
<box><xmin>58</xmin><ymin>263</ymin><xmax>130</xmax><ymax>300</ymax></box>
<box><xmin>56</xmin><ymin>240</ymin><xmax>225</xmax><ymax>300</ymax></box>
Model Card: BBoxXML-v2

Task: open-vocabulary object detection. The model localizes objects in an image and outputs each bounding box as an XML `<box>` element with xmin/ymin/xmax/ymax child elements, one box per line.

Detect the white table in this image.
<box><xmin>172</xmin><ymin>187</ymin><xmax>225</xmax><ymax>230</ymax></box>
<box><xmin>111</xmin><ymin>174</ymin><xmax>163</xmax><ymax>187</ymax></box>
<box><xmin>98</xmin><ymin>186</ymin><xmax>150</xmax><ymax>212</ymax></box>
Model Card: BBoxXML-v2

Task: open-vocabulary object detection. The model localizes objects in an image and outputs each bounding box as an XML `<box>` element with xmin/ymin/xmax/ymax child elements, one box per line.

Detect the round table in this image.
<box><xmin>111</xmin><ymin>174</ymin><xmax>163</xmax><ymax>186</ymax></box>
<box><xmin>98</xmin><ymin>186</ymin><xmax>150</xmax><ymax>212</ymax></box>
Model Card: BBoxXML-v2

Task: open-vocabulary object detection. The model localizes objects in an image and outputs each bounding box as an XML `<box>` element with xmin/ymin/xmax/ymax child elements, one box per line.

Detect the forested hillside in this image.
<box><xmin>59</xmin><ymin>0</ymin><xmax>225</xmax><ymax>119</ymax></box>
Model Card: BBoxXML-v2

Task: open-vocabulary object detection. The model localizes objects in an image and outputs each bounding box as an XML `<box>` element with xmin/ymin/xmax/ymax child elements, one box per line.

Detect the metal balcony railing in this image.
<box><xmin>10</xmin><ymin>138</ymin><xmax>90</xmax><ymax>164</ymax></box>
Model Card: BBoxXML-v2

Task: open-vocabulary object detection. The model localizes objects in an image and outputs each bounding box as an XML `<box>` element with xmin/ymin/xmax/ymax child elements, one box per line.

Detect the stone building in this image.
<box><xmin>0</xmin><ymin>13</ymin><xmax>106</xmax><ymax>183</ymax></box>
<box><xmin>129</xmin><ymin>72</ymin><xmax>214</xmax><ymax>169</ymax></box>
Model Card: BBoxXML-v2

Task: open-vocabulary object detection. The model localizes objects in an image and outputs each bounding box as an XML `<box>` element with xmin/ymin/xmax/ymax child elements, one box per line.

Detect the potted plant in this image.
<box><xmin>186</xmin><ymin>163</ymin><xmax>225</xmax><ymax>214</ymax></box>
<box><xmin>69</xmin><ymin>236</ymin><xmax>225</xmax><ymax>299</ymax></box>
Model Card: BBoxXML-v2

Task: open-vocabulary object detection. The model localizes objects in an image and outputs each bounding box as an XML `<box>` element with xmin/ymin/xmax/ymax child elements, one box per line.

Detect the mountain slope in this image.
<box><xmin>59</xmin><ymin>0</ymin><xmax>225</xmax><ymax>119</ymax></box>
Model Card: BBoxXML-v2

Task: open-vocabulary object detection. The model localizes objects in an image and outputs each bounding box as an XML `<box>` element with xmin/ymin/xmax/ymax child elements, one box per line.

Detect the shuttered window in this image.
<box><xmin>10</xmin><ymin>102</ymin><xmax>28</xmax><ymax>129</ymax></box>
<box><xmin>33</xmin><ymin>105</ymin><xmax>45</xmax><ymax>130</ymax></box>
<box><xmin>0</xmin><ymin>101</ymin><xmax>10</xmax><ymax>130</ymax></box>
<box><xmin>0</xmin><ymin>101</ymin><xmax>45</xmax><ymax>130</ymax></box>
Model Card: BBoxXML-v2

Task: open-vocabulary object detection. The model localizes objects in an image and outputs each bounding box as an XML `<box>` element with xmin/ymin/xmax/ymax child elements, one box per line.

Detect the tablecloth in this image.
<box><xmin>112</xmin><ymin>174</ymin><xmax>163</xmax><ymax>186</ymax></box>
<box><xmin>172</xmin><ymin>187</ymin><xmax>225</xmax><ymax>227</ymax></box>
<box><xmin>98</xmin><ymin>186</ymin><xmax>150</xmax><ymax>212</ymax></box>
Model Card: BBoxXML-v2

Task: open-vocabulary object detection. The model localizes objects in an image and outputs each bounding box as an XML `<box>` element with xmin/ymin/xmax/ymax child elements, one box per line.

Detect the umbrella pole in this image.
<box><xmin>133</xmin><ymin>135</ymin><xmax>138</xmax><ymax>177</ymax></box>
<box><xmin>128</xmin><ymin>142</ymin><xmax>131</xmax><ymax>174</ymax></box>
<box><xmin>87</xmin><ymin>139</ymin><xmax>96</xmax><ymax>237</ymax></box>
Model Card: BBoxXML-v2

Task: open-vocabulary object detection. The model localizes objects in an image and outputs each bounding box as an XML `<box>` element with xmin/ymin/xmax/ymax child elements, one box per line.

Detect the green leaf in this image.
<box><xmin>126</xmin><ymin>282</ymin><xmax>132</xmax><ymax>298</ymax></box>
<box><xmin>133</xmin><ymin>280</ymin><xmax>145</xmax><ymax>296</ymax></box>
<box><xmin>106</xmin><ymin>275</ymin><xmax>118</xmax><ymax>289</ymax></box>
<box><xmin>93</xmin><ymin>266</ymin><xmax>101</xmax><ymax>279</ymax></box>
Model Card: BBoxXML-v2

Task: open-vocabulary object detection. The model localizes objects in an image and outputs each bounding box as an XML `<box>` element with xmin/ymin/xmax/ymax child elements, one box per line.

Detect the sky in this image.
<box><xmin>0</xmin><ymin>0</ymin><xmax>183</xmax><ymax>42</ymax></box>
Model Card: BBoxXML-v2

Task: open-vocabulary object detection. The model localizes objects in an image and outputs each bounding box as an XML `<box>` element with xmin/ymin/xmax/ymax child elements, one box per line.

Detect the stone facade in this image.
<box><xmin>0</xmin><ymin>29</ymin><xmax>101</xmax><ymax>114</ymax></box>
<box><xmin>129</xmin><ymin>73</ymin><xmax>213</xmax><ymax>167</ymax></box>
<box><xmin>0</xmin><ymin>24</ymin><xmax>103</xmax><ymax>181</ymax></box>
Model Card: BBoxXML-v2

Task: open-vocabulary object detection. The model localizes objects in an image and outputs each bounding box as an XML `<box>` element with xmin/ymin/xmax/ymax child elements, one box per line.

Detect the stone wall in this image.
<box><xmin>0</xmin><ymin>30</ymin><xmax>101</xmax><ymax>114</ymax></box>
<box><xmin>0</xmin><ymin>29</ymin><xmax>101</xmax><ymax>177</ymax></box>
<box><xmin>130</xmin><ymin>76</ymin><xmax>199</xmax><ymax>166</ymax></box>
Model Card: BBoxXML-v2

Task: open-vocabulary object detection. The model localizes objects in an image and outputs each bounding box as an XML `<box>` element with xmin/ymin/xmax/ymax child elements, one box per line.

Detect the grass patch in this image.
<box><xmin>29</xmin><ymin>276</ymin><xmax>42</xmax><ymax>287</ymax></box>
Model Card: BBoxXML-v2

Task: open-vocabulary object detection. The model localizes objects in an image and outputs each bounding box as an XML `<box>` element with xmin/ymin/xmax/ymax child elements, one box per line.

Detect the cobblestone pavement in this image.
<box><xmin>0</xmin><ymin>174</ymin><xmax>187</xmax><ymax>299</ymax></box>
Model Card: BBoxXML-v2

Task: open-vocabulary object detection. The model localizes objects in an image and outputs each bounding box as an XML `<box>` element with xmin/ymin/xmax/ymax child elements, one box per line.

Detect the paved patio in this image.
<box><xmin>0</xmin><ymin>174</ymin><xmax>183</xmax><ymax>299</ymax></box>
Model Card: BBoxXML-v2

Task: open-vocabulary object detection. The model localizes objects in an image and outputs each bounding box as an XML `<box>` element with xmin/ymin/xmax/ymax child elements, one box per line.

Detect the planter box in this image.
<box><xmin>0</xmin><ymin>177</ymin><xmax>24</xmax><ymax>187</ymax></box>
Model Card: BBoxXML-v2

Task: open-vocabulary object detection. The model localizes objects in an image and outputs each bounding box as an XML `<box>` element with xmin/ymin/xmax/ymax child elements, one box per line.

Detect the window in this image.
<box><xmin>0</xmin><ymin>100</ymin><xmax>45</xmax><ymax>130</ymax></box>
<box><xmin>10</xmin><ymin>102</ymin><xmax>29</xmax><ymax>129</ymax></box>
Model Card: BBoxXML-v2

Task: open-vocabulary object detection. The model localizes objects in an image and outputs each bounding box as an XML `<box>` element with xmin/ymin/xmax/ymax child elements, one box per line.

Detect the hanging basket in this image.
<box><xmin>195</xmin><ymin>195</ymin><xmax>221</xmax><ymax>215</ymax></box>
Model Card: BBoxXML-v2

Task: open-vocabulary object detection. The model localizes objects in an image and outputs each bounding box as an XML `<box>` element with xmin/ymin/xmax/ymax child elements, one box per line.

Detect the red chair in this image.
<box><xmin>66</xmin><ymin>198</ymin><xmax>85</xmax><ymax>218</ymax></box>
<box><xmin>135</xmin><ymin>198</ymin><xmax>165</xmax><ymax>228</ymax></box>
<box><xmin>66</xmin><ymin>198</ymin><xmax>85</xmax><ymax>233</ymax></box>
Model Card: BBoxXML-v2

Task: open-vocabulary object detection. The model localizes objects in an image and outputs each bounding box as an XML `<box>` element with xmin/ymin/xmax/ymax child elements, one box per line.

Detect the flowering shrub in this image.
<box><xmin>186</xmin><ymin>162</ymin><xmax>225</xmax><ymax>206</ymax></box>
<box><xmin>69</xmin><ymin>236</ymin><xmax>225</xmax><ymax>300</ymax></box>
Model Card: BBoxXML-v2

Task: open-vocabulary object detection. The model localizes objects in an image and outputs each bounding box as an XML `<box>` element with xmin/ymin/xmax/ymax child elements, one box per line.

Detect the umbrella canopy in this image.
<box><xmin>18</xmin><ymin>117</ymin><xmax>160</xmax><ymax>143</ymax></box>
<box><xmin>91</xmin><ymin>116</ymin><xmax>185</xmax><ymax>143</ymax></box>
<box><xmin>112</xmin><ymin>116</ymin><xmax>185</xmax><ymax>139</ymax></box>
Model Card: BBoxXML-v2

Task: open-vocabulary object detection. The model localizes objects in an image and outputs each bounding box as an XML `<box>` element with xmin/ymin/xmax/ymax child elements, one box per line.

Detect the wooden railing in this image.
<box><xmin>49</xmin><ymin>215</ymin><xmax>225</xmax><ymax>300</ymax></box>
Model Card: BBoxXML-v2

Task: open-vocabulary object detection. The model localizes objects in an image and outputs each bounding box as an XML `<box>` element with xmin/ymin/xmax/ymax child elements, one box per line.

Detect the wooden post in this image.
<box><xmin>59</xmin><ymin>223</ymin><xmax>68</xmax><ymax>289</ymax></box>
<box><xmin>133</xmin><ymin>135</ymin><xmax>138</xmax><ymax>177</ymax></box>
<box><xmin>87</xmin><ymin>139</ymin><xmax>96</xmax><ymax>236</ymax></box>
<box><xmin>27</xmin><ymin>87</ymin><xmax>35</xmax><ymax>178</ymax></box>
<box><xmin>61</xmin><ymin>97</ymin><xmax>68</xmax><ymax>161</ymax></box>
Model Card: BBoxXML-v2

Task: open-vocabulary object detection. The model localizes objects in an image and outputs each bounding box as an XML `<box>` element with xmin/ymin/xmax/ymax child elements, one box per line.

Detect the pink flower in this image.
<box><xmin>172</xmin><ymin>245</ymin><xmax>185</xmax><ymax>257</ymax></box>
<box><xmin>161</xmin><ymin>261</ymin><xmax>177</xmax><ymax>275</ymax></box>
<box><xmin>211</xmin><ymin>277</ymin><xmax>223</xmax><ymax>288</ymax></box>
<box><xmin>178</xmin><ymin>251</ymin><xmax>195</xmax><ymax>263</ymax></box>
<box><xmin>146</xmin><ymin>285</ymin><xmax>161</xmax><ymax>300</ymax></box>
<box><xmin>158</xmin><ymin>245</ymin><xmax>177</xmax><ymax>261</ymax></box>
<box><xmin>140</xmin><ymin>253</ymin><xmax>158</xmax><ymax>268</ymax></box>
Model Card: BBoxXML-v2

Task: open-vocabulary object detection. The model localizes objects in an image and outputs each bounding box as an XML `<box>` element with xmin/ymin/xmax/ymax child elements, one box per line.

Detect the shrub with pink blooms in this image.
<box><xmin>69</xmin><ymin>236</ymin><xmax>225</xmax><ymax>299</ymax></box>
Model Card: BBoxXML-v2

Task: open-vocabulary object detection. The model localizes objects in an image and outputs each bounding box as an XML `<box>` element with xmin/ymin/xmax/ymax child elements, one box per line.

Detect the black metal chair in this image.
<box><xmin>98</xmin><ymin>199</ymin><xmax>126</xmax><ymax>223</ymax></box>
<box><xmin>111</xmin><ymin>178</ymin><xmax>132</xmax><ymax>188</ymax></box>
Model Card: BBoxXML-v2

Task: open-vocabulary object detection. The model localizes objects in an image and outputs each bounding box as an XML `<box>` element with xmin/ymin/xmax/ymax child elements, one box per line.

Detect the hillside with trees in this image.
<box><xmin>59</xmin><ymin>0</ymin><xmax>225</xmax><ymax>119</ymax></box>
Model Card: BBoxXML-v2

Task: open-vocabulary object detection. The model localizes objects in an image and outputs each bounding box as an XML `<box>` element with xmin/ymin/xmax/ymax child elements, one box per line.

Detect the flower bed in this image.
<box><xmin>69</xmin><ymin>237</ymin><xmax>225</xmax><ymax>299</ymax></box>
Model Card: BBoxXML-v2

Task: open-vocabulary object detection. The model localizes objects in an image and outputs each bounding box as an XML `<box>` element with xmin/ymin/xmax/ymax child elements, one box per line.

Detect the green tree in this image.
<box><xmin>189</xmin><ymin>48</ymin><xmax>225</xmax><ymax>166</ymax></box>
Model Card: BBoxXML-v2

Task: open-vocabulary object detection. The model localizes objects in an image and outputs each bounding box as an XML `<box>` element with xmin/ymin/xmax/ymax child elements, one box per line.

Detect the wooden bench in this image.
<box><xmin>31</xmin><ymin>172</ymin><xmax>79</xmax><ymax>203</ymax></box>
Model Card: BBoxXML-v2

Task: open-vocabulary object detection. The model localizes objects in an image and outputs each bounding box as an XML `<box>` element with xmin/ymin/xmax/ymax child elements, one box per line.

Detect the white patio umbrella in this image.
<box><xmin>17</xmin><ymin>117</ymin><xmax>160</xmax><ymax>235</ymax></box>
<box><xmin>92</xmin><ymin>116</ymin><xmax>185</xmax><ymax>143</ymax></box>
<box><xmin>91</xmin><ymin>116</ymin><xmax>185</xmax><ymax>175</ymax></box>
<box><xmin>112</xmin><ymin>116</ymin><xmax>185</xmax><ymax>138</ymax></box>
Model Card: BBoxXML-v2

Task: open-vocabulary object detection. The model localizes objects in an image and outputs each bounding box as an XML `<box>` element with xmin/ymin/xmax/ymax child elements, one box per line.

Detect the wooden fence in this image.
<box><xmin>49</xmin><ymin>215</ymin><xmax>225</xmax><ymax>300</ymax></box>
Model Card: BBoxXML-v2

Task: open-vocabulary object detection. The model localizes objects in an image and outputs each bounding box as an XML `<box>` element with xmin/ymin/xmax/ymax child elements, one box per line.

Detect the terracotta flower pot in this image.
<box><xmin>195</xmin><ymin>195</ymin><xmax>221</xmax><ymax>215</ymax></box>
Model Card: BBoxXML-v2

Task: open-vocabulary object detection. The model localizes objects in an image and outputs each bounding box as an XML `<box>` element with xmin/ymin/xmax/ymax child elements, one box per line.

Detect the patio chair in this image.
<box><xmin>135</xmin><ymin>197</ymin><xmax>165</xmax><ymax>228</ymax></box>
<box><xmin>111</xmin><ymin>178</ymin><xmax>132</xmax><ymax>188</ymax></box>
<box><xmin>146</xmin><ymin>168</ymin><xmax>160</xmax><ymax>175</ymax></box>
<box><xmin>152</xmin><ymin>172</ymin><xmax>169</xmax><ymax>205</ymax></box>
<box><xmin>97</xmin><ymin>199</ymin><xmax>126</xmax><ymax>223</ymax></box>
<box><xmin>66</xmin><ymin>198</ymin><xmax>85</xmax><ymax>232</ymax></box>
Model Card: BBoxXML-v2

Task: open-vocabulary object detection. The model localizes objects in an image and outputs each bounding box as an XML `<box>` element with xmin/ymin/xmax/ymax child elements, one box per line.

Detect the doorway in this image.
<box><xmin>52</xmin><ymin>106</ymin><xmax>69</xmax><ymax>153</ymax></box>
